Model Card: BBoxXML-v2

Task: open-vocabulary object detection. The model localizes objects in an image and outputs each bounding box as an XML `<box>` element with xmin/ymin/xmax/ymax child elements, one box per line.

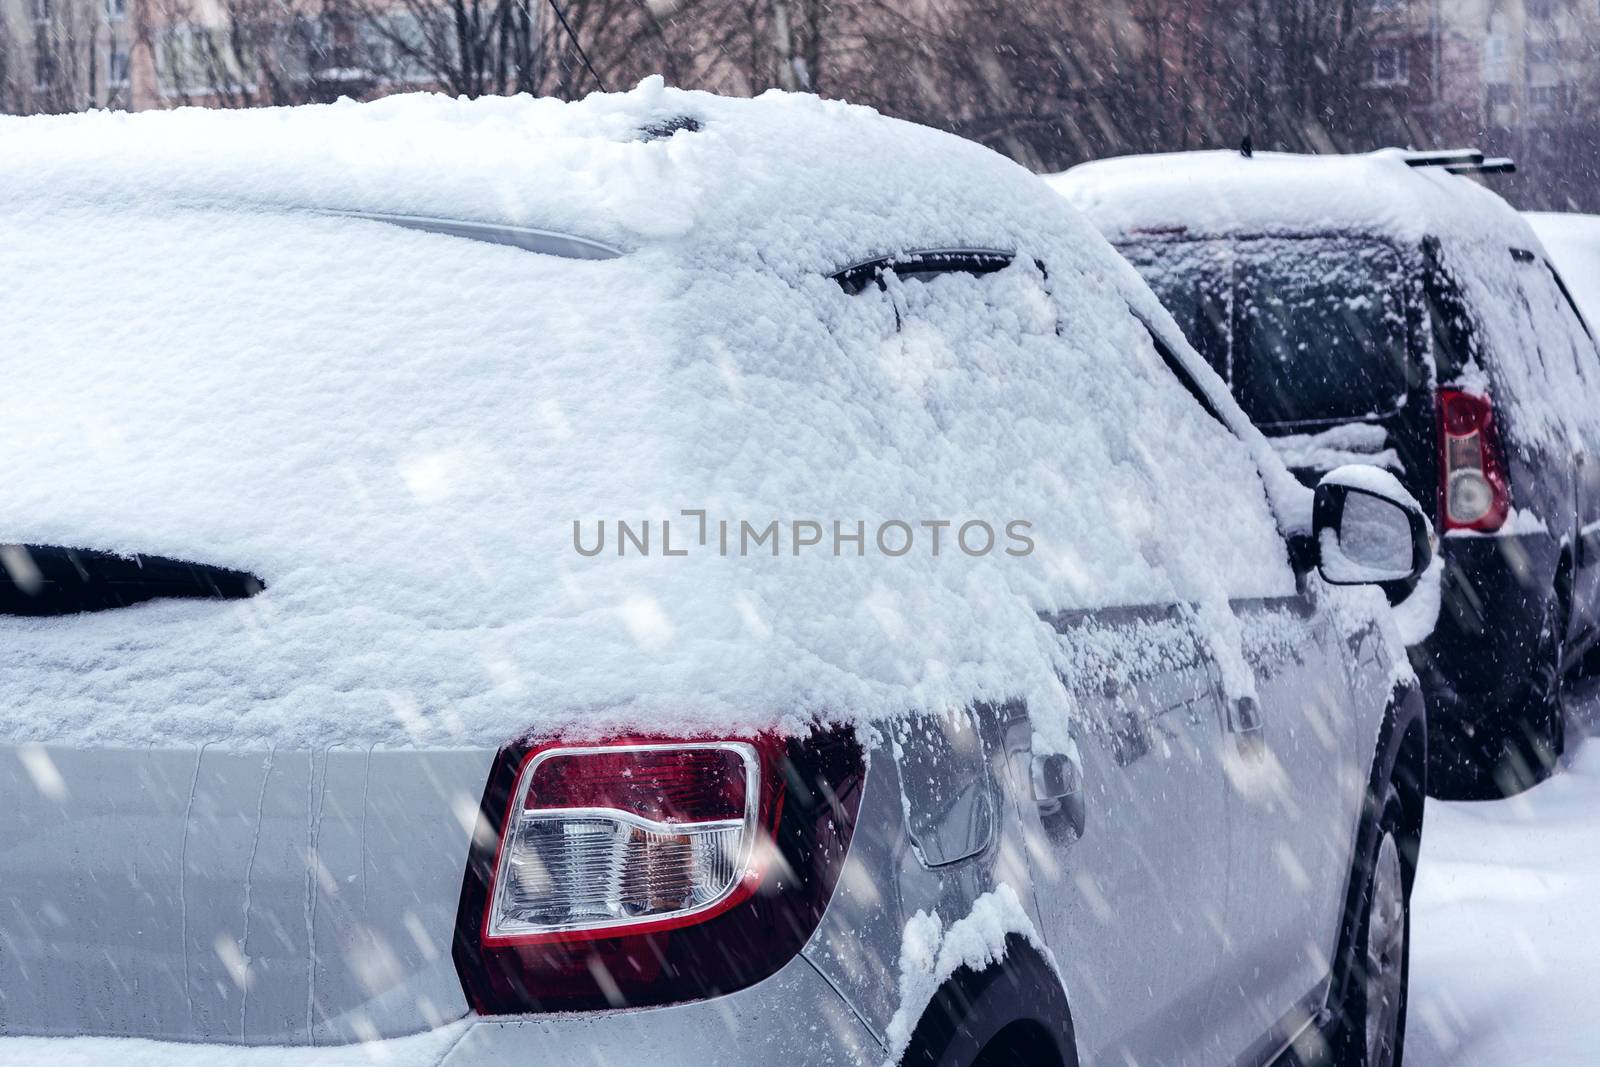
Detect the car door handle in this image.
<box><xmin>1227</xmin><ymin>695</ymin><xmax>1266</xmax><ymax>759</ymax></box>
<box><xmin>1031</xmin><ymin>751</ymin><xmax>1086</xmax><ymax>840</ymax></box>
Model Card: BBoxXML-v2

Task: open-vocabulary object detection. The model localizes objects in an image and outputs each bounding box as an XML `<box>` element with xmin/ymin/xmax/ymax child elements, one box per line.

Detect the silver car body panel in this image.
<box><xmin>0</xmin><ymin>953</ymin><xmax>879</xmax><ymax>1067</ymax></box>
<box><xmin>0</xmin><ymin>586</ymin><xmax>1404</xmax><ymax>1063</ymax></box>
<box><xmin>0</xmin><ymin>744</ymin><xmax>493</xmax><ymax>1044</ymax></box>
<box><xmin>1021</xmin><ymin>606</ymin><xmax>1234</xmax><ymax>1066</ymax></box>
<box><xmin>0</xmin><ymin>587</ymin><xmax>1400</xmax><ymax>1065</ymax></box>
<box><xmin>442</xmin><ymin>955</ymin><xmax>881</xmax><ymax>1066</ymax></box>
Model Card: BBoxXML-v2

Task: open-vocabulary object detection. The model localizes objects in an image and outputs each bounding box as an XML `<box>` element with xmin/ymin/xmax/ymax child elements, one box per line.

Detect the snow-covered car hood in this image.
<box><xmin>0</xmin><ymin>83</ymin><xmax>1306</xmax><ymax>751</ymax></box>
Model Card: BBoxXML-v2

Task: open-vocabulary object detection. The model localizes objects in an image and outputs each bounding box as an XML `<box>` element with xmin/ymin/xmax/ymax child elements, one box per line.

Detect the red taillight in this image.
<box><xmin>453</xmin><ymin>727</ymin><xmax>865</xmax><ymax>1013</ymax></box>
<box><xmin>481</xmin><ymin>740</ymin><xmax>778</xmax><ymax>948</ymax></box>
<box><xmin>1438</xmin><ymin>388</ymin><xmax>1510</xmax><ymax>532</ymax></box>
<box><xmin>528</xmin><ymin>745</ymin><xmax>753</xmax><ymax>823</ymax></box>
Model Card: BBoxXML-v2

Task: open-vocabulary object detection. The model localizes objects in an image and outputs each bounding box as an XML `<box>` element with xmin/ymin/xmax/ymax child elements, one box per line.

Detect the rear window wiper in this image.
<box><xmin>832</xmin><ymin>249</ymin><xmax>1016</xmax><ymax>295</ymax></box>
<box><xmin>0</xmin><ymin>544</ymin><xmax>264</xmax><ymax>617</ymax></box>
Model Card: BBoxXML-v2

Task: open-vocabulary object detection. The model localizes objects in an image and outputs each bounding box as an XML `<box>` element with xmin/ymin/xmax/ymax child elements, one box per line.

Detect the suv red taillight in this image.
<box><xmin>1438</xmin><ymin>388</ymin><xmax>1510</xmax><ymax>533</ymax></box>
<box><xmin>453</xmin><ymin>727</ymin><xmax>865</xmax><ymax>1013</ymax></box>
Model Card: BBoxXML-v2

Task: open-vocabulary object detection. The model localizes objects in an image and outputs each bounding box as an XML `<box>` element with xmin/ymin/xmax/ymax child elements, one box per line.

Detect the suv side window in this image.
<box><xmin>1510</xmin><ymin>254</ymin><xmax>1587</xmax><ymax>379</ymax></box>
<box><xmin>1495</xmin><ymin>249</ymin><xmax>1600</xmax><ymax>452</ymax></box>
<box><xmin>1514</xmin><ymin>250</ymin><xmax>1593</xmax><ymax>386</ymax></box>
<box><xmin>1544</xmin><ymin>260</ymin><xmax>1599</xmax><ymax>367</ymax></box>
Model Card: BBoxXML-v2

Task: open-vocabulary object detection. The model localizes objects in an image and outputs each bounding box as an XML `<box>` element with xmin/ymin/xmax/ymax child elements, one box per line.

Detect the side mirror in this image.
<box><xmin>1313</xmin><ymin>465</ymin><xmax>1433</xmax><ymax>586</ymax></box>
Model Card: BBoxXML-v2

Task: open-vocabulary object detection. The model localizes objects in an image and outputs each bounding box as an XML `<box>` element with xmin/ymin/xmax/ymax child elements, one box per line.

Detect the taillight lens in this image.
<box><xmin>1438</xmin><ymin>388</ymin><xmax>1510</xmax><ymax>532</ymax></box>
<box><xmin>454</xmin><ymin>727</ymin><xmax>865</xmax><ymax>1013</ymax></box>
<box><xmin>484</xmin><ymin>742</ymin><xmax>771</xmax><ymax>945</ymax></box>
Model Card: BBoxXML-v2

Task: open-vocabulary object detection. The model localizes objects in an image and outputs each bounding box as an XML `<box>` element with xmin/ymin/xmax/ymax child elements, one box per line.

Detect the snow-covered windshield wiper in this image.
<box><xmin>832</xmin><ymin>249</ymin><xmax>1014</xmax><ymax>295</ymax></box>
<box><xmin>0</xmin><ymin>544</ymin><xmax>264</xmax><ymax>616</ymax></box>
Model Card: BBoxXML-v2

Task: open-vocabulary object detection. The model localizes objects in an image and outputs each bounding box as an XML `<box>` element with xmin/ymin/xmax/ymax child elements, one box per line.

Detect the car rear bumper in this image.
<box><xmin>0</xmin><ymin>955</ymin><xmax>883</xmax><ymax>1067</ymax></box>
<box><xmin>1409</xmin><ymin>530</ymin><xmax>1559</xmax><ymax>730</ymax></box>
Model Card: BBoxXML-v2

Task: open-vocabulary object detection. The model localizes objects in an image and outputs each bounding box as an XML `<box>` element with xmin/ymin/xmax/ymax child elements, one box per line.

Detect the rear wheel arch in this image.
<box><xmin>897</xmin><ymin>935</ymin><xmax>1077</xmax><ymax>1067</ymax></box>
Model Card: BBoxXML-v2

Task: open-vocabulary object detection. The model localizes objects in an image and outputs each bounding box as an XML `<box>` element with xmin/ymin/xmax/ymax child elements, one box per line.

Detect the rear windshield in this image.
<box><xmin>1119</xmin><ymin>235</ymin><xmax>1413</xmax><ymax>428</ymax></box>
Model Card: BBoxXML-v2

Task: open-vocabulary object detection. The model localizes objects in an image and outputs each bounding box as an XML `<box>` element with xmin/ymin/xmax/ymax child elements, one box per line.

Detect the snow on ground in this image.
<box><xmin>1407</xmin><ymin>698</ymin><xmax>1600</xmax><ymax>1065</ymax></box>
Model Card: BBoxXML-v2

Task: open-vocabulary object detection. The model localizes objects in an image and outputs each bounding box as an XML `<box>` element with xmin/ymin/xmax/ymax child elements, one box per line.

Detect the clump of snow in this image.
<box><xmin>1446</xmin><ymin>358</ymin><xmax>1494</xmax><ymax>397</ymax></box>
<box><xmin>1319</xmin><ymin>462</ymin><xmax>1422</xmax><ymax>507</ymax></box>
<box><xmin>881</xmin><ymin>884</ymin><xmax>1051</xmax><ymax>1065</ymax></box>
<box><xmin>1392</xmin><ymin>556</ymin><xmax>1443</xmax><ymax>646</ymax></box>
<box><xmin>1525</xmin><ymin>212</ymin><xmax>1600</xmax><ymax>331</ymax></box>
<box><xmin>1271</xmin><ymin>422</ymin><xmax>1402</xmax><ymax>473</ymax></box>
<box><xmin>1408</xmin><ymin>738</ymin><xmax>1600</xmax><ymax>1066</ymax></box>
<box><xmin>0</xmin><ymin>84</ymin><xmax>1308</xmax><ymax>750</ymax></box>
<box><xmin>1442</xmin><ymin>507</ymin><xmax>1549</xmax><ymax>540</ymax></box>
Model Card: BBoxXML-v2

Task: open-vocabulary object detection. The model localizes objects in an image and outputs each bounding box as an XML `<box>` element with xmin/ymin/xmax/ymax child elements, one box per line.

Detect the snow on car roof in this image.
<box><xmin>1525</xmin><ymin>211</ymin><xmax>1600</xmax><ymax>332</ymax></box>
<box><xmin>2</xmin><ymin>76</ymin><xmax>1071</xmax><ymax>282</ymax></box>
<box><xmin>1049</xmin><ymin>148</ymin><xmax>1540</xmax><ymax>252</ymax></box>
<box><xmin>0</xmin><ymin>82</ymin><xmax>1306</xmax><ymax>750</ymax></box>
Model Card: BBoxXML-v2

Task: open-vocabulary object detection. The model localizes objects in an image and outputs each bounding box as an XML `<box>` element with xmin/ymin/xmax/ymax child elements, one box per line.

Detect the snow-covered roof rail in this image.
<box><xmin>1401</xmin><ymin>147</ymin><xmax>1516</xmax><ymax>176</ymax></box>
<box><xmin>1403</xmin><ymin>148</ymin><xmax>1484</xmax><ymax>168</ymax></box>
<box><xmin>1446</xmin><ymin>157</ymin><xmax>1516</xmax><ymax>176</ymax></box>
<box><xmin>316</xmin><ymin>209</ymin><xmax>625</xmax><ymax>260</ymax></box>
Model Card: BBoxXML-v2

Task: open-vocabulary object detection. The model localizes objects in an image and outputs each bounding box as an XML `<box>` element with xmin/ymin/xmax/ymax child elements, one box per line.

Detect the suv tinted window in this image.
<box><xmin>1121</xmin><ymin>235</ymin><xmax>1412</xmax><ymax>429</ymax></box>
<box><xmin>1514</xmin><ymin>255</ymin><xmax>1599</xmax><ymax>382</ymax></box>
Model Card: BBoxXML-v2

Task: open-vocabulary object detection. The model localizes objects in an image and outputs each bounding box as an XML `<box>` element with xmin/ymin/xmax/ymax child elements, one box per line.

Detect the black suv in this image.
<box><xmin>1055</xmin><ymin>148</ymin><xmax>1600</xmax><ymax>796</ymax></box>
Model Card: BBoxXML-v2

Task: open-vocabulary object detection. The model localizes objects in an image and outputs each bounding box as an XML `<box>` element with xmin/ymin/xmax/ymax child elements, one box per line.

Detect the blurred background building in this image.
<box><xmin>1</xmin><ymin>0</ymin><xmax>1596</xmax><ymax>209</ymax></box>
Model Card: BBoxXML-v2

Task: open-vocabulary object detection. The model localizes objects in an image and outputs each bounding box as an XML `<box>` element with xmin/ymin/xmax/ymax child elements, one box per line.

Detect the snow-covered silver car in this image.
<box><xmin>1</xmin><ymin>87</ymin><xmax>1426</xmax><ymax>1066</ymax></box>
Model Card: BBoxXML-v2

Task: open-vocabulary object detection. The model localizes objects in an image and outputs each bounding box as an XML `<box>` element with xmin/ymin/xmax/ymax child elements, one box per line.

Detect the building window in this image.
<box><xmin>1369</xmin><ymin>44</ymin><xmax>1410</xmax><ymax>86</ymax></box>
<box><xmin>106</xmin><ymin>0</ymin><xmax>126</xmax><ymax>19</ymax></box>
<box><xmin>1487</xmin><ymin>82</ymin><xmax>1513</xmax><ymax>105</ymax></box>
<box><xmin>31</xmin><ymin>0</ymin><xmax>50</xmax><ymax>22</ymax></box>
<box><xmin>109</xmin><ymin>47</ymin><xmax>130</xmax><ymax>85</ymax></box>
<box><xmin>1528</xmin><ymin>84</ymin><xmax>1560</xmax><ymax>107</ymax></box>
<box><xmin>1526</xmin><ymin>40</ymin><xmax>1559</xmax><ymax>66</ymax></box>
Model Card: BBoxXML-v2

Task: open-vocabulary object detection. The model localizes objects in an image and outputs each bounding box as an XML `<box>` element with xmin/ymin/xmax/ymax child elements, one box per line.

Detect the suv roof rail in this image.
<box><xmin>1400</xmin><ymin>148</ymin><xmax>1517</xmax><ymax>176</ymax></box>
<box><xmin>1404</xmin><ymin>149</ymin><xmax>1485</xmax><ymax>168</ymax></box>
<box><xmin>1444</xmin><ymin>157</ymin><xmax>1517</xmax><ymax>175</ymax></box>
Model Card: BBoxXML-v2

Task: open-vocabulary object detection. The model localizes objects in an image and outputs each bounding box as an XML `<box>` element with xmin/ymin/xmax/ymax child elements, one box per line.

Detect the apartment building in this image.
<box><xmin>1</xmin><ymin>0</ymin><xmax>435</xmax><ymax>112</ymax></box>
<box><xmin>1436</xmin><ymin>0</ymin><xmax>1599</xmax><ymax>126</ymax></box>
<box><xmin>0</xmin><ymin>0</ymin><xmax>149</xmax><ymax>111</ymax></box>
<box><xmin>1354</xmin><ymin>0</ymin><xmax>1599</xmax><ymax>207</ymax></box>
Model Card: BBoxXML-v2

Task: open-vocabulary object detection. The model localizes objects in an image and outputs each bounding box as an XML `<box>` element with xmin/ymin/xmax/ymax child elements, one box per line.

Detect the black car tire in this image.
<box><xmin>1329</xmin><ymin>784</ymin><xmax>1411</xmax><ymax>1067</ymax></box>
